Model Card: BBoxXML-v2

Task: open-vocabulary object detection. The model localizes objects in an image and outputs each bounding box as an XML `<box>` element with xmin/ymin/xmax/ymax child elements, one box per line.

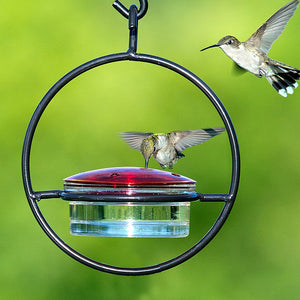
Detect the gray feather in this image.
<box><xmin>246</xmin><ymin>0</ymin><xmax>299</xmax><ymax>54</ymax></box>
<box><xmin>170</xmin><ymin>127</ymin><xmax>225</xmax><ymax>152</ymax></box>
<box><xmin>119</xmin><ymin>132</ymin><xmax>153</xmax><ymax>151</ymax></box>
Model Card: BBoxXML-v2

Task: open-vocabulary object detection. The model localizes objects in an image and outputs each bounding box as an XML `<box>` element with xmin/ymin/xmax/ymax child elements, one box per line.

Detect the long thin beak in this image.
<box><xmin>200</xmin><ymin>44</ymin><xmax>219</xmax><ymax>51</ymax></box>
<box><xmin>144</xmin><ymin>158</ymin><xmax>149</xmax><ymax>168</ymax></box>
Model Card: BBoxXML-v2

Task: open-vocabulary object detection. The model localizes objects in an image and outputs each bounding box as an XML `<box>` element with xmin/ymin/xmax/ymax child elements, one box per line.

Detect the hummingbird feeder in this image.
<box><xmin>22</xmin><ymin>0</ymin><xmax>240</xmax><ymax>275</ymax></box>
<box><xmin>63</xmin><ymin>167</ymin><xmax>196</xmax><ymax>238</ymax></box>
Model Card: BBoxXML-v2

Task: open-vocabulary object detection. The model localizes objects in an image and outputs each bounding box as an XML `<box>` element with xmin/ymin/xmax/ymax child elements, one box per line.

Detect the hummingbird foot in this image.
<box><xmin>159</xmin><ymin>163</ymin><xmax>174</xmax><ymax>169</ymax></box>
<box><xmin>159</xmin><ymin>164</ymin><xmax>167</xmax><ymax>169</ymax></box>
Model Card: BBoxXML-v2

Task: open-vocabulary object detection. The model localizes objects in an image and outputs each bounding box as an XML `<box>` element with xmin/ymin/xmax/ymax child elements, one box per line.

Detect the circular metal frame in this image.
<box><xmin>22</xmin><ymin>51</ymin><xmax>240</xmax><ymax>275</ymax></box>
<box><xmin>22</xmin><ymin>1</ymin><xmax>240</xmax><ymax>276</ymax></box>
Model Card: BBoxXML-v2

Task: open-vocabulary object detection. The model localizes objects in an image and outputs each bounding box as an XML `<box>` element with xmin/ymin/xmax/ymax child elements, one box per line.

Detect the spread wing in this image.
<box><xmin>119</xmin><ymin>132</ymin><xmax>153</xmax><ymax>150</ymax></box>
<box><xmin>246</xmin><ymin>0</ymin><xmax>299</xmax><ymax>54</ymax></box>
<box><xmin>170</xmin><ymin>127</ymin><xmax>225</xmax><ymax>152</ymax></box>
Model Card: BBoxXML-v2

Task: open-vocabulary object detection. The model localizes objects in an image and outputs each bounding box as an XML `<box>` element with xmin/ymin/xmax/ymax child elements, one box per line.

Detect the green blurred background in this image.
<box><xmin>1</xmin><ymin>0</ymin><xmax>300</xmax><ymax>299</ymax></box>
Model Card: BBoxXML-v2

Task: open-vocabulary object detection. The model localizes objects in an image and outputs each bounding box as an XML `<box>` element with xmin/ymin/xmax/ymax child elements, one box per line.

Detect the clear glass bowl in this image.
<box><xmin>69</xmin><ymin>201</ymin><xmax>190</xmax><ymax>238</ymax></box>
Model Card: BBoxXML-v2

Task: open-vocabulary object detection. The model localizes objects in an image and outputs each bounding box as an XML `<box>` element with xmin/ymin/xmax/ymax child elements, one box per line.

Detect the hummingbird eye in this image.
<box><xmin>227</xmin><ymin>39</ymin><xmax>233</xmax><ymax>45</ymax></box>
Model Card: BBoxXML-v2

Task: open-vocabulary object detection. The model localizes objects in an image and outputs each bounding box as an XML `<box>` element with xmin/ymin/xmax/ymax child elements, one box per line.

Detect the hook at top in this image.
<box><xmin>113</xmin><ymin>0</ymin><xmax>148</xmax><ymax>19</ymax></box>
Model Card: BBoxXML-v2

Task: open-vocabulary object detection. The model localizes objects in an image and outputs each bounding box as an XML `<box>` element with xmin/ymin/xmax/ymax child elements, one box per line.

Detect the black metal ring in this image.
<box><xmin>22</xmin><ymin>51</ymin><xmax>240</xmax><ymax>275</ymax></box>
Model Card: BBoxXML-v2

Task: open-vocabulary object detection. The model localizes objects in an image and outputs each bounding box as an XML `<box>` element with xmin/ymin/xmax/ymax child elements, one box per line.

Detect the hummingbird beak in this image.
<box><xmin>200</xmin><ymin>44</ymin><xmax>219</xmax><ymax>51</ymax></box>
<box><xmin>144</xmin><ymin>158</ymin><xmax>149</xmax><ymax>169</ymax></box>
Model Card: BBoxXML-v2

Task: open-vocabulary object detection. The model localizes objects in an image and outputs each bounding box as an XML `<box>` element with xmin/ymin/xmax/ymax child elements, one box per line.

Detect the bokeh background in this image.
<box><xmin>1</xmin><ymin>0</ymin><xmax>300</xmax><ymax>299</ymax></box>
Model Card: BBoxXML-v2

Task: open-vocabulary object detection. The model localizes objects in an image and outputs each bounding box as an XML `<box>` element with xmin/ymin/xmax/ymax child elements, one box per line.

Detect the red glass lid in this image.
<box><xmin>64</xmin><ymin>167</ymin><xmax>196</xmax><ymax>188</ymax></box>
<box><xmin>62</xmin><ymin>167</ymin><xmax>198</xmax><ymax>201</ymax></box>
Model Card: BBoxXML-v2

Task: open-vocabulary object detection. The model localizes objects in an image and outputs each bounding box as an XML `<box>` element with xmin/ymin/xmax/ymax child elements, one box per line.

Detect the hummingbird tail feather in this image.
<box><xmin>266</xmin><ymin>63</ymin><xmax>299</xmax><ymax>97</ymax></box>
<box><xmin>176</xmin><ymin>150</ymin><xmax>185</xmax><ymax>159</ymax></box>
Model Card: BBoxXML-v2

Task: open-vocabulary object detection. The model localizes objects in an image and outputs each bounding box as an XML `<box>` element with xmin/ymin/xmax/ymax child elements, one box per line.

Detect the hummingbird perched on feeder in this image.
<box><xmin>201</xmin><ymin>0</ymin><xmax>300</xmax><ymax>97</ymax></box>
<box><xmin>120</xmin><ymin>128</ymin><xmax>225</xmax><ymax>169</ymax></box>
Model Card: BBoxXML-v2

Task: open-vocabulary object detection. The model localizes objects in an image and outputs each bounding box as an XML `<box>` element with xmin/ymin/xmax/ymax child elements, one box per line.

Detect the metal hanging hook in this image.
<box><xmin>113</xmin><ymin>0</ymin><xmax>148</xmax><ymax>19</ymax></box>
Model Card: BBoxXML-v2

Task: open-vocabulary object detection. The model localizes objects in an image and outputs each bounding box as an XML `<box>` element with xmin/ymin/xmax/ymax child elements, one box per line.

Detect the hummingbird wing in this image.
<box><xmin>119</xmin><ymin>132</ymin><xmax>153</xmax><ymax>150</ymax></box>
<box><xmin>245</xmin><ymin>0</ymin><xmax>299</xmax><ymax>54</ymax></box>
<box><xmin>170</xmin><ymin>127</ymin><xmax>225</xmax><ymax>152</ymax></box>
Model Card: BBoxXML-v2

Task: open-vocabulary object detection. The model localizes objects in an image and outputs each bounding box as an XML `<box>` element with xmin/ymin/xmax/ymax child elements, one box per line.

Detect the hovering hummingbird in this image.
<box><xmin>120</xmin><ymin>128</ymin><xmax>225</xmax><ymax>169</ymax></box>
<box><xmin>201</xmin><ymin>0</ymin><xmax>300</xmax><ymax>97</ymax></box>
